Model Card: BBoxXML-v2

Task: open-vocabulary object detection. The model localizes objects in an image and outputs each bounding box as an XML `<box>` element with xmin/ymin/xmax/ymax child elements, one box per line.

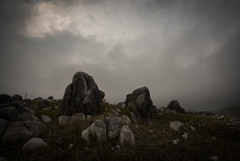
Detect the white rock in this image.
<box><xmin>69</xmin><ymin>113</ymin><xmax>85</xmax><ymax>124</ymax></box>
<box><xmin>86</xmin><ymin>115</ymin><xmax>92</xmax><ymax>120</ymax></box>
<box><xmin>182</xmin><ymin>132</ymin><xmax>188</xmax><ymax>139</ymax></box>
<box><xmin>116</xmin><ymin>109</ymin><xmax>121</xmax><ymax>113</ymax></box>
<box><xmin>173</xmin><ymin>139</ymin><xmax>179</xmax><ymax>145</ymax></box>
<box><xmin>190</xmin><ymin>126</ymin><xmax>196</xmax><ymax>131</ymax></box>
<box><xmin>121</xmin><ymin>103</ymin><xmax>126</xmax><ymax>109</ymax></box>
<box><xmin>82</xmin><ymin>120</ymin><xmax>106</xmax><ymax>142</ymax></box>
<box><xmin>81</xmin><ymin>128</ymin><xmax>90</xmax><ymax>141</ymax></box>
<box><xmin>120</xmin><ymin>125</ymin><xmax>135</xmax><ymax>146</ymax></box>
<box><xmin>111</xmin><ymin>110</ymin><xmax>119</xmax><ymax>116</ymax></box>
<box><xmin>130</xmin><ymin>112</ymin><xmax>138</xmax><ymax>125</ymax></box>
<box><xmin>69</xmin><ymin>144</ymin><xmax>73</xmax><ymax>149</ymax></box>
<box><xmin>40</xmin><ymin>115</ymin><xmax>52</xmax><ymax>124</ymax></box>
<box><xmin>170</xmin><ymin>121</ymin><xmax>183</xmax><ymax>131</ymax></box>
<box><xmin>22</xmin><ymin>137</ymin><xmax>47</xmax><ymax>151</ymax></box>
<box><xmin>107</xmin><ymin>117</ymin><xmax>122</xmax><ymax>140</ymax></box>
<box><xmin>58</xmin><ymin>115</ymin><xmax>69</xmax><ymax>125</ymax></box>
<box><xmin>209</xmin><ymin>155</ymin><xmax>219</xmax><ymax>161</ymax></box>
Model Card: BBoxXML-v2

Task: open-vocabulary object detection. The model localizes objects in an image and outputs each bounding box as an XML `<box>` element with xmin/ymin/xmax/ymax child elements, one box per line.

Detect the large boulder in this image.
<box><xmin>119</xmin><ymin>125</ymin><xmax>135</xmax><ymax>146</ymax></box>
<box><xmin>0</xmin><ymin>106</ymin><xmax>18</xmax><ymax>121</ymax></box>
<box><xmin>59</xmin><ymin>71</ymin><xmax>104</xmax><ymax>115</ymax></box>
<box><xmin>107</xmin><ymin>117</ymin><xmax>122</xmax><ymax>140</ymax></box>
<box><xmin>22</xmin><ymin>137</ymin><xmax>47</xmax><ymax>151</ymax></box>
<box><xmin>167</xmin><ymin>100</ymin><xmax>185</xmax><ymax>113</ymax></box>
<box><xmin>82</xmin><ymin>120</ymin><xmax>106</xmax><ymax>142</ymax></box>
<box><xmin>23</xmin><ymin>121</ymin><xmax>47</xmax><ymax>137</ymax></box>
<box><xmin>126</xmin><ymin>87</ymin><xmax>158</xmax><ymax>121</ymax></box>
<box><xmin>1</xmin><ymin>121</ymin><xmax>33</xmax><ymax>143</ymax></box>
<box><xmin>0</xmin><ymin>94</ymin><xmax>12</xmax><ymax>104</ymax></box>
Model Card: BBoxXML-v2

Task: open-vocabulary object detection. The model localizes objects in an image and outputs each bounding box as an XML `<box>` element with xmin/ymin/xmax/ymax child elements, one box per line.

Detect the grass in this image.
<box><xmin>0</xmin><ymin>102</ymin><xmax>240</xmax><ymax>161</ymax></box>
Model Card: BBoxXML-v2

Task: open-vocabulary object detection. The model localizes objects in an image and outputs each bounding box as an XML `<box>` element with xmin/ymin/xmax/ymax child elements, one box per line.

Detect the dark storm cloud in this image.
<box><xmin>0</xmin><ymin>0</ymin><xmax>240</xmax><ymax>111</ymax></box>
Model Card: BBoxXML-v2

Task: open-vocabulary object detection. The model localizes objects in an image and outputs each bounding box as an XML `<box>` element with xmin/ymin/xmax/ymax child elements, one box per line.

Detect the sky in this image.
<box><xmin>0</xmin><ymin>0</ymin><xmax>240</xmax><ymax>111</ymax></box>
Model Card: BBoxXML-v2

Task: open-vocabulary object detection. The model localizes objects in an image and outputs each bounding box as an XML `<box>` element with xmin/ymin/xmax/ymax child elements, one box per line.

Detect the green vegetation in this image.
<box><xmin>1</xmin><ymin>102</ymin><xmax>240</xmax><ymax>161</ymax></box>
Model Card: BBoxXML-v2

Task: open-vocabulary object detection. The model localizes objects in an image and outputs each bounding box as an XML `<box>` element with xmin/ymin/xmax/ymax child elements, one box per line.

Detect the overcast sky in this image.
<box><xmin>0</xmin><ymin>0</ymin><xmax>240</xmax><ymax>111</ymax></box>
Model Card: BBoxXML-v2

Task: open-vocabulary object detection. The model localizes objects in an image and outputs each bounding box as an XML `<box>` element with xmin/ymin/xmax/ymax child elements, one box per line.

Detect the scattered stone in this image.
<box><xmin>40</xmin><ymin>115</ymin><xmax>52</xmax><ymax>124</ymax></box>
<box><xmin>69</xmin><ymin>144</ymin><xmax>73</xmax><ymax>150</ymax></box>
<box><xmin>58</xmin><ymin>115</ymin><xmax>70</xmax><ymax>125</ymax></box>
<box><xmin>182</xmin><ymin>132</ymin><xmax>188</xmax><ymax>139</ymax></box>
<box><xmin>209</xmin><ymin>155</ymin><xmax>219</xmax><ymax>161</ymax></box>
<box><xmin>173</xmin><ymin>139</ymin><xmax>179</xmax><ymax>145</ymax></box>
<box><xmin>190</xmin><ymin>126</ymin><xmax>196</xmax><ymax>131</ymax></box>
<box><xmin>22</xmin><ymin>137</ymin><xmax>47</xmax><ymax>151</ymax></box>
<box><xmin>111</xmin><ymin>110</ymin><xmax>119</xmax><ymax>116</ymax></box>
<box><xmin>148</xmin><ymin>130</ymin><xmax>154</xmax><ymax>134</ymax></box>
<box><xmin>24</xmin><ymin>121</ymin><xmax>47</xmax><ymax>137</ymax></box>
<box><xmin>69</xmin><ymin>113</ymin><xmax>85</xmax><ymax>124</ymax></box>
<box><xmin>81</xmin><ymin>128</ymin><xmax>90</xmax><ymax>141</ymax></box>
<box><xmin>1</xmin><ymin>121</ymin><xmax>32</xmax><ymax>143</ymax></box>
<box><xmin>170</xmin><ymin>121</ymin><xmax>184</xmax><ymax>131</ymax></box>
<box><xmin>116</xmin><ymin>109</ymin><xmax>121</xmax><ymax>113</ymax></box>
<box><xmin>60</xmin><ymin>71</ymin><xmax>105</xmax><ymax>115</ymax></box>
<box><xmin>120</xmin><ymin>125</ymin><xmax>135</xmax><ymax>146</ymax></box>
<box><xmin>167</xmin><ymin>100</ymin><xmax>185</xmax><ymax>113</ymax></box>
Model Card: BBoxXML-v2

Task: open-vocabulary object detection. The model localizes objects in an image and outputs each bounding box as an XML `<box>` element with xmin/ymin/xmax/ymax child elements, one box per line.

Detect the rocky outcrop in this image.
<box><xmin>0</xmin><ymin>94</ymin><xmax>12</xmax><ymax>104</ymax></box>
<box><xmin>167</xmin><ymin>100</ymin><xmax>185</xmax><ymax>113</ymax></box>
<box><xmin>125</xmin><ymin>87</ymin><xmax>158</xmax><ymax>121</ymax></box>
<box><xmin>59</xmin><ymin>71</ymin><xmax>104</xmax><ymax>115</ymax></box>
<box><xmin>12</xmin><ymin>94</ymin><xmax>23</xmax><ymax>102</ymax></box>
<box><xmin>82</xmin><ymin>120</ymin><xmax>106</xmax><ymax>142</ymax></box>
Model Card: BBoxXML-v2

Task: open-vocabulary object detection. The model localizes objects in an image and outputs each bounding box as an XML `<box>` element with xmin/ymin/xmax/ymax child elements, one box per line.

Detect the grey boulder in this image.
<box><xmin>22</xmin><ymin>137</ymin><xmax>47</xmax><ymax>151</ymax></box>
<box><xmin>119</xmin><ymin>125</ymin><xmax>135</xmax><ymax>146</ymax></box>
<box><xmin>167</xmin><ymin>100</ymin><xmax>185</xmax><ymax>113</ymax></box>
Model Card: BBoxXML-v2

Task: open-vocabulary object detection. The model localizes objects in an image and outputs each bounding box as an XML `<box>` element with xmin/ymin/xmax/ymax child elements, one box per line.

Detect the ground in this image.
<box><xmin>0</xmin><ymin>101</ymin><xmax>240</xmax><ymax>161</ymax></box>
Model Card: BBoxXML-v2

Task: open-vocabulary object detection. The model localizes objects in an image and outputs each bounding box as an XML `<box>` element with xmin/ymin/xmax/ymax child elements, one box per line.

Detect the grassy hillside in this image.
<box><xmin>215</xmin><ymin>106</ymin><xmax>240</xmax><ymax>120</ymax></box>
<box><xmin>1</xmin><ymin>102</ymin><xmax>240</xmax><ymax>161</ymax></box>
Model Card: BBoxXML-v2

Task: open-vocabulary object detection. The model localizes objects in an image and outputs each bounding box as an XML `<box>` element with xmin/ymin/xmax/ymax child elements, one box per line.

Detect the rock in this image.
<box><xmin>22</xmin><ymin>137</ymin><xmax>47</xmax><ymax>151</ymax></box>
<box><xmin>173</xmin><ymin>139</ymin><xmax>179</xmax><ymax>145</ymax></box>
<box><xmin>43</xmin><ymin>99</ymin><xmax>50</xmax><ymax>108</ymax></box>
<box><xmin>209</xmin><ymin>155</ymin><xmax>219</xmax><ymax>161</ymax></box>
<box><xmin>33</xmin><ymin>116</ymin><xmax>40</xmax><ymax>122</ymax></box>
<box><xmin>69</xmin><ymin>143</ymin><xmax>73</xmax><ymax>150</ymax></box>
<box><xmin>107</xmin><ymin>117</ymin><xmax>122</xmax><ymax>140</ymax></box>
<box><xmin>33</xmin><ymin>97</ymin><xmax>43</xmax><ymax>101</ymax></box>
<box><xmin>170</xmin><ymin>121</ymin><xmax>184</xmax><ymax>131</ymax></box>
<box><xmin>0</xmin><ymin>118</ymin><xmax>9</xmax><ymax>137</ymax></box>
<box><xmin>148</xmin><ymin>130</ymin><xmax>154</xmax><ymax>134</ymax></box>
<box><xmin>190</xmin><ymin>126</ymin><xmax>196</xmax><ymax>131</ymax></box>
<box><xmin>0</xmin><ymin>106</ymin><xmax>18</xmax><ymax>121</ymax></box>
<box><xmin>81</xmin><ymin>128</ymin><xmax>90</xmax><ymax>141</ymax></box>
<box><xmin>58</xmin><ymin>115</ymin><xmax>70</xmax><ymax>125</ymax></box>
<box><xmin>120</xmin><ymin>125</ymin><xmax>135</xmax><ymax>146</ymax></box>
<box><xmin>69</xmin><ymin>113</ymin><xmax>85</xmax><ymax>124</ymax></box>
<box><xmin>1</xmin><ymin>121</ymin><xmax>32</xmax><ymax>143</ymax></box>
<box><xmin>126</xmin><ymin>87</ymin><xmax>158</xmax><ymax>121</ymax></box>
<box><xmin>111</xmin><ymin>110</ymin><xmax>119</xmax><ymax>116</ymax></box>
<box><xmin>130</xmin><ymin>112</ymin><xmax>138</xmax><ymax>125</ymax></box>
<box><xmin>86</xmin><ymin>115</ymin><xmax>92</xmax><ymax>120</ymax></box>
<box><xmin>40</xmin><ymin>115</ymin><xmax>52</xmax><ymax>123</ymax></box>
<box><xmin>121</xmin><ymin>103</ymin><xmax>126</xmax><ymax>109</ymax></box>
<box><xmin>99</xmin><ymin>90</ymin><xmax>105</xmax><ymax>101</ymax></box>
<box><xmin>23</xmin><ymin>99</ymin><xmax>32</xmax><ymax>107</ymax></box>
<box><xmin>24</xmin><ymin>121</ymin><xmax>47</xmax><ymax>137</ymax></box>
<box><xmin>116</xmin><ymin>109</ymin><xmax>121</xmax><ymax>113</ymax></box>
<box><xmin>54</xmin><ymin>106</ymin><xmax>59</xmax><ymax>110</ymax></box>
<box><xmin>196</xmin><ymin>111</ymin><xmax>215</xmax><ymax>117</ymax></box>
<box><xmin>60</xmin><ymin>71</ymin><xmax>105</xmax><ymax>115</ymax></box>
<box><xmin>125</xmin><ymin>94</ymin><xmax>132</xmax><ymax>106</ymax></box>
<box><xmin>122</xmin><ymin>115</ymin><xmax>132</xmax><ymax>125</ymax></box>
<box><xmin>48</xmin><ymin>96</ymin><xmax>54</xmax><ymax>100</ymax></box>
<box><xmin>17</xmin><ymin>106</ymin><xmax>34</xmax><ymax>121</ymax></box>
<box><xmin>167</xmin><ymin>100</ymin><xmax>185</xmax><ymax>113</ymax></box>
<box><xmin>12</xmin><ymin>94</ymin><xmax>23</xmax><ymax>102</ymax></box>
<box><xmin>0</xmin><ymin>94</ymin><xmax>12</xmax><ymax>104</ymax></box>
<box><xmin>182</xmin><ymin>132</ymin><xmax>188</xmax><ymax>139</ymax></box>
<box><xmin>82</xmin><ymin>120</ymin><xmax>106</xmax><ymax>142</ymax></box>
